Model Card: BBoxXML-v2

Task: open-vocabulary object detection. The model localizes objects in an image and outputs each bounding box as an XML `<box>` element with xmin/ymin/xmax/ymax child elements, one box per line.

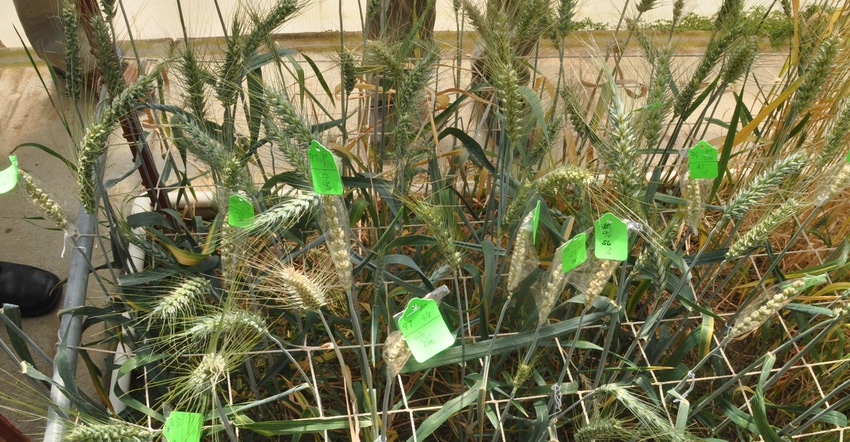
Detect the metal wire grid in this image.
<box><xmin>79</xmin><ymin>157</ymin><xmax>847</xmax><ymax>440</ymax></box>
<box><xmin>76</xmin><ymin>175</ymin><xmax>847</xmax><ymax>440</ymax></box>
<box><xmin>55</xmin><ymin>50</ymin><xmax>848</xmax><ymax>440</ymax></box>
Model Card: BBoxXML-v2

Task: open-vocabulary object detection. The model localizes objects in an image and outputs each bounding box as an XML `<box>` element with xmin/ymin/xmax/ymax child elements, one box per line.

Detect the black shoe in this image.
<box><xmin>0</xmin><ymin>261</ymin><xmax>63</xmax><ymax>318</ymax></box>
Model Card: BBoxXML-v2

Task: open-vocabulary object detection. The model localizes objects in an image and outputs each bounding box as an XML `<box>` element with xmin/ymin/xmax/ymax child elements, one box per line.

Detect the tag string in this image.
<box><xmin>674</xmin><ymin>371</ymin><xmax>696</xmax><ymax>403</ymax></box>
<box><xmin>551</xmin><ymin>384</ymin><xmax>563</xmax><ymax>412</ymax></box>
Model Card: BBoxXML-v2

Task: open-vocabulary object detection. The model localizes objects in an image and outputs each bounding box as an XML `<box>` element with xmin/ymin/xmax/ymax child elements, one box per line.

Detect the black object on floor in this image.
<box><xmin>0</xmin><ymin>261</ymin><xmax>62</xmax><ymax>317</ymax></box>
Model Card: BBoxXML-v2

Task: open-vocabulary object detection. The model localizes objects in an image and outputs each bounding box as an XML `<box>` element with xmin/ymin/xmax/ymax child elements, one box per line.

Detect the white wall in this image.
<box><xmin>1</xmin><ymin>0</ymin><xmax>780</xmax><ymax>49</ymax></box>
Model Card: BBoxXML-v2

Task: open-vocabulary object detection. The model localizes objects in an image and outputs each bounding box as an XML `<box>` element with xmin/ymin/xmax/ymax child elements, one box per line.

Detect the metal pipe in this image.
<box><xmin>43</xmin><ymin>76</ymin><xmax>112</xmax><ymax>441</ymax></box>
<box><xmin>42</xmin><ymin>209</ymin><xmax>97</xmax><ymax>442</ymax></box>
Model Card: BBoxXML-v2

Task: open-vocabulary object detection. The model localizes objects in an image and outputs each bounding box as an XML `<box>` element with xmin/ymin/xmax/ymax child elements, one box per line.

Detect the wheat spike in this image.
<box><xmin>258</xmin><ymin>261</ymin><xmax>331</xmax><ymax>311</ymax></box>
<box><xmin>251</xmin><ymin>193</ymin><xmax>319</xmax><ymax>232</ymax></box>
<box><xmin>61</xmin><ymin>1</ymin><xmax>83</xmax><ymax>101</ymax></box>
<box><xmin>187</xmin><ymin>352</ymin><xmax>230</xmax><ymax>394</ymax></box>
<box><xmin>596</xmin><ymin>383</ymin><xmax>692</xmax><ymax>442</ymax></box>
<box><xmin>815</xmin><ymin>162</ymin><xmax>850</xmax><ymax>203</ymax></box>
<box><xmin>726</xmin><ymin>197</ymin><xmax>803</xmax><ymax>260</ymax></box>
<box><xmin>64</xmin><ymin>421</ymin><xmax>157</xmax><ymax>442</ymax></box>
<box><xmin>264</xmin><ymin>88</ymin><xmax>312</xmax><ymax>177</ymax></box>
<box><xmin>575</xmin><ymin>417</ymin><xmax>631</xmax><ymax>442</ymax></box>
<box><xmin>18</xmin><ymin>169</ymin><xmax>71</xmax><ymax>233</ymax></box>
<box><xmin>148</xmin><ymin>277</ymin><xmax>209</xmax><ymax>326</ymax></box>
<box><xmin>729</xmin><ymin>275</ymin><xmax>827</xmax><ymax>338</ymax></box>
<box><xmin>534</xmin><ymin>240</ymin><xmax>572</xmax><ymax>322</ymax></box>
<box><xmin>583</xmin><ymin>259</ymin><xmax>620</xmax><ymax>309</ymax></box>
<box><xmin>507</xmin><ymin>211</ymin><xmax>538</xmax><ymax>293</ymax></box>
<box><xmin>721</xmin><ymin>37</ymin><xmax>758</xmax><ymax>85</ymax></box>
<box><xmin>184</xmin><ymin>309</ymin><xmax>267</xmax><ymax>344</ymax></box>
<box><xmin>318</xmin><ymin>194</ymin><xmax>355</xmax><ymax>289</ymax></box>
<box><xmin>604</xmin><ymin>94</ymin><xmax>640</xmax><ymax>197</ymax></box>
<box><xmin>794</xmin><ymin>37</ymin><xmax>837</xmax><ymax>112</ymax></box>
<box><xmin>78</xmin><ymin>67</ymin><xmax>162</xmax><ymax>212</ymax></box>
<box><xmin>723</xmin><ymin>152</ymin><xmax>806</xmax><ymax>220</ymax></box>
<box><xmin>402</xmin><ymin>196</ymin><xmax>463</xmax><ymax>268</ymax></box>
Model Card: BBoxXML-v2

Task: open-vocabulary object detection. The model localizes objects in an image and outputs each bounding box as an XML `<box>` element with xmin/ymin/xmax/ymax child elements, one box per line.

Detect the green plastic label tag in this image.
<box><xmin>561</xmin><ymin>232</ymin><xmax>587</xmax><ymax>273</ymax></box>
<box><xmin>532</xmin><ymin>200</ymin><xmax>541</xmax><ymax>244</ymax></box>
<box><xmin>688</xmin><ymin>140</ymin><xmax>718</xmax><ymax>179</ymax></box>
<box><xmin>846</xmin><ymin>148</ymin><xmax>850</xmax><ymax>163</ymax></box>
<box><xmin>164</xmin><ymin>411</ymin><xmax>203</xmax><ymax>442</ymax></box>
<box><xmin>227</xmin><ymin>194</ymin><xmax>254</xmax><ymax>228</ymax></box>
<box><xmin>308</xmin><ymin>140</ymin><xmax>343</xmax><ymax>195</ymax></box>
<box><xmin>397</xmin><ymin>298</ymin><xmax>454</xmax><ymax>363</ymax></box>
<box><xmin>594</xmin><ymin>213</ymin><xmax>628</xmax><ymax>261</ymax></box>
<box><xmin>0</xmin><ymin>155</ymin><xmax>19</xmax><ymax>194</ymax></box>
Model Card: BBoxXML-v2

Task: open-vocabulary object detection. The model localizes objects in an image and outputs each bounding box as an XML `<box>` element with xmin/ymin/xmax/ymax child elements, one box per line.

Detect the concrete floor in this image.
<box><xmin>0</xmin><ymin>0</ymin><xmax>755</xmax><ymax>51</ymax></box>
<box><xmin>0</xmin><ymin>31</ymin><xmax>789</xmax><ymax>439</ymax></box>
<box><xmin>0</xmin><ymin>62</ymin><xmax>89</xmax><ymax>438</ymax></box>
<box><xmin>0</xmin><ymin>45</ymin><xmax>173</xmax><ymax>438</ymax></box>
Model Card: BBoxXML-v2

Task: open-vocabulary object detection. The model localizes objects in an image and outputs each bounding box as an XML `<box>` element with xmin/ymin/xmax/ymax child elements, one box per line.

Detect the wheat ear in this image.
<box><xmin>507</xmin><ymin>211</ymin><xmax>538</xmax><ymax>293</ymax></box>
<box><xmin>729</xmin><ymin>275</ymin><xmax>827</xmax><ymax>338</ymax></box>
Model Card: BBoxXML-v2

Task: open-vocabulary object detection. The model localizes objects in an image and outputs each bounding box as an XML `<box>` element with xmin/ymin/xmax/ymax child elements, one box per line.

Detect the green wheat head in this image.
<box><xmin>61</xmin><ymin>1</ymin><xmax>83</xmax><ymax>101</ymax></box>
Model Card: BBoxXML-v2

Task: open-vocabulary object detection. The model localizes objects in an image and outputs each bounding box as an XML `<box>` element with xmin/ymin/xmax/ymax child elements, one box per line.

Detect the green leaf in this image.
<box><xmin>718</xmin><ymin>396</ymin><xmax>758</xmax><ymax>433</ymax></box>
<box><xmin>285</xmin><ymin>53</ymin><xmax>307</xmax><ymax>106</ymax></box>
<box><xmin>241</xmin><ymin>47</ymin><xmax>297</xmax><ymax>76</ymax></box>
<box><xmin>682</xmin><ymin>249</ymin><xmax>730</xmax><ymax>266</ymax></box>
<box><xmin>0</xmin><ymin>306</ymin><xmax>38</xmax><ymax>369</ymax></box>
<box><xmin>386</xmin><ymin>234</ymin><xmax>438</xmax><ymax>250</ymax></box>
<box><xmin>78</xmin><ymin>349</ymin><xmax>111</xmax><ymax>412</ymax></box>
<box><xmin>643</xmin><ymin>166</ymin><xmax>663</xmax><ymax>209</ymax></box>
<box><xmin>402</xmin><ymin>312</ymin><xmax>611</xmax><ymax>372</ymax></box>
<box><xmin>113</xmin><ymin>353</ymin><xmax>169</xmax><ymax>422</ymax></box>
<box><xmin>771</xmin><ymin>404</ymin><xmax>848</xmax><ymax>427</ymax></box>
<box><xmin>482</xmin><ymin>239</ymin><xmax>497</xmax><ymax>323</ymax></box>
<box><xmin>665</xmin><ymin>325</ymin><xmax>701</xmax><ymax>368</ymax></box>
<box><xmin>752</xmin><ymin>352</ymin><xmax>786</xmax><ymax>442</ymax></box>
<box><xmin>31</xmin><ymin>342</ymin><xmax>107</xmax><ymax>419</ymax></box>
<box><xmin>410</xmin><ymin>381</ymin><xmax>483</xmax><ymax>441</ymax></box>
<box><xmin>698</xmin><ymin>314</ymin><xmax>715</xmax><ymax>360</ymax></box>
<box><xmin>783</xmin><ymin>239</ymin><xmax>849</xmax><ymax>279</ymax></box>
<box><xmin>684</xmin><ymin>76</ymin><xmax>720</xmax><ymax>119</ymax></box>
<box><xmin>0</xmin><ymin>314</ymin><xmax>53</xmax><ymax>370</ymax></box>
<box><xmin>675</xmin><ymin>398</ymin><xmax>690</xmax><ymax>434</ymax></box>
<box><xmin>246</xmin><ymin>67</ymin><xmax>266</xmax><ymax>146</ymax></box>
<box><xmin>439</xmin><ymin>127</ymin><xmax>496</xmax><ymax>172</ymax></box>
<box><xmin>237</xmin><ymin>416</ymin><xmax>372</xmax><ymax>436</ymax></box>
<box><xmin>118</xmin><ymin>267</ymin><xmax>180</xmax><ymax>286</ymax></box>
<box><xmin>341</xmin><ymin>174</ymin><xmax>394</xmax><ymax>192</ymax></box>
<box><xmin>309</xmin><ymin>117</ymin><xmax>345</xmax><ymax>134</ymax></box>
<box><xmin>710</xmin><ymin>90</ymin><xmax>743</xmax><ymax>201</ymax></box>
<box><xmin>262</xmin><ymin>171</ymin><xmax>312</xmax><ymax>193</ymax></box>
<box><xmin>429</xmin><ymin>92</ymin><xmax>469</xmax><ymax>130</ymax></box>
<box><xmin>760</xmin><ymin>352</ymin><xmax>776</xmax><ymax>386</ymax></box>
<box><xmin>382</xmin><ymin>254</ymin><xmax>430</xmax><ymax>284</ymax></box>
<box><xmin>12</xmin><ymin>142</ymin><xmax>77</xmax><ymax>172</ymax></box>
<box><xmin>105</xmin><ymin>148</ymin><xmax>147</xmax><ymax>190</ymax></box>
<box><xmin>216</xmin><ymin>384</ymin><xmax>310</xmax><ymax>417</ymax></box>
<box><xmin>127</xmin><ymin>211</ymin><xmax>174</xmax><ymax>230</ymax></box>
<box><xmin>753</xmin><ymin>385</ymin><xmax>786</xmax><ymax>442</ymax></box>
<box><xmin>517</xmin><ymin>85</ymin><xmax>549</xmax><ymax>144</ymax></box>
<box><xmin>531</xmin><ymin>399</ymin><xmax>550</xmax><ymax>439</ymax></box>
<box><xmin>783</xmin><ymin>303</ymin><xmax>834</xmax><ymax>317</ymax></box>
<box><xmin>348</xmin><ymin>198</ymin><xmax>369</xmax><ymax>227</ymax></box>
<box><xmin>302</xmin><ymin>54</ymin><xmax>334</xmax><ymax>106</ymax></box>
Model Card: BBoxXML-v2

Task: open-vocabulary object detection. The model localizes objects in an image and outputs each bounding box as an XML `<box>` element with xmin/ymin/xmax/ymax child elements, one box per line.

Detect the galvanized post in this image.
<box><xmin>42</xmin><ymin>209</ymin><xmax>96</xmax><ymax>442</ymax></box>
